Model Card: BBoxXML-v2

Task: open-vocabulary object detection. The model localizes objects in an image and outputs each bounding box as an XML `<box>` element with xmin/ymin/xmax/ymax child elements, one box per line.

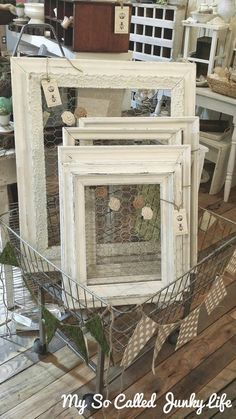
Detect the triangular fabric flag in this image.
<box><xmin>175</xmin><ymin>307</ymin><xmax>201</xmax><ymax>350</ymax></box>
<box><xmin>205</xmin><ymin>277</ymin><xmax>227</xmax><ymax>315</ymax></box>
<box><xmin>152</xmin><ymin>322</ymin><xmax>179</xmax><ymax>374</ymax></box>
<box><xmin>0</xmin><ymin>242</ymin><xmax>19</xmax><ymax>267</ymax></box>
<box><xmin>42</xmin><ymin>307</ymin><xmax>60</xmax><ymax>345</ymax></box>
<box><xmin>121</xmin><ymin>314</ymin><xmax>158</xmax><ymax>369</ymax></box>
<box><xmin>226</xmin><ymin>250</ymin><xmax>236</xmax><ymax>275</ymax></box>
<box><xmin>85</xmin><ymin>315</ymin><xmax>109</xmax><ymax>355</ymax></box>
<box><xmin>60</xmin><ymin>324</ymin><xmax>88</xmax><ymax>364</ymax></box>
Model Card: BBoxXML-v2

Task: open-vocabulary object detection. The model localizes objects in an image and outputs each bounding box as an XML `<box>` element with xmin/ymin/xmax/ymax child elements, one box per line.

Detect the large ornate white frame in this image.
<box><xmin>62</xmin><ymin>116</ymin><xmax>199</xmax><ymax>266</ymax></box>
<box><xmin>58</xmin><ymin>145</ymin><xmax>191</xmax><ymax>305</ymax></box>
<box><xmin>11</xmin><ymin>57</ymin><xmax>195</xmax><ymax>263</ymax></box>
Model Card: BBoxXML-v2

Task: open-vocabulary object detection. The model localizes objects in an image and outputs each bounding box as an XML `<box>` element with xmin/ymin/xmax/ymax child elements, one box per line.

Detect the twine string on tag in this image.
<box><xmin>46</xmin><ymin>57</ymin><xmax>50</xmax><ymax>82</ymax></box>
<box><xmin>160</xmin><ymin>198</ymin><xmax>181</xmax><ymax>212</ymax></box>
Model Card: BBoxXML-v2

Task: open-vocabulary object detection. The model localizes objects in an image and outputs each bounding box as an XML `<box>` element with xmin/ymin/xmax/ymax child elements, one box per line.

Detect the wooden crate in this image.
<box><xmin>129</xmin><ymin>3</ymin><xmax>186</xmax><ymax>61</ymax></box>
<box><xmin>45</xmin><ymin>0</ymin><xmax>132</xmax><ymax>53</ymax></box>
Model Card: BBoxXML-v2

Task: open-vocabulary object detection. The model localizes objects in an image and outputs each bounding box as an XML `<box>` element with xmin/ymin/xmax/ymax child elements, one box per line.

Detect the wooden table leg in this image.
<box><xmin>224</xmin><ymin>119</ymin><xmax>236</xmax><ymax>202</ymax></box>
<box><xmin>0</xmin><ymin>185</ymin><xmax>14</xmax><ymax>309</ymax></box>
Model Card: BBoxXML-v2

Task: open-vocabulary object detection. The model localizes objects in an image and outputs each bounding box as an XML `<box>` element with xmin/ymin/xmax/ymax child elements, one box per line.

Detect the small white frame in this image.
<box><xmin>63</xmin><ymin>116</ymin><xmax>199</xmax><ymax>266</ymax></box>
<box><xmin>59</xmin><ymin>145</ymin><xmax>191</xmax><ymax>305</ymax></box>
<box><xmin>11</xmin><ymin>58</ymin><xmax>195</xmax><ymax>263</ymax></box>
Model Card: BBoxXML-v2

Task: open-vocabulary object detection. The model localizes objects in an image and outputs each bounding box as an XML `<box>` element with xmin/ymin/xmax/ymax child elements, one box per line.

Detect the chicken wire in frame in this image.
<box><xmin>85</xmin><ymin>184</ymin><xmax>161</xmax><ymax>284</ymax></box>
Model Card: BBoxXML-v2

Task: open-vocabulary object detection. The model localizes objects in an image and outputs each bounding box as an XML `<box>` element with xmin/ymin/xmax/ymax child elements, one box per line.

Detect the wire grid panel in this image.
<box><xmin>43</xmin><ymin>87</ymin><xmax>77</xmax><ymax>248</ymax></box>
<box><xmin>0</xmin><ymin>207</ymin><xmax>235</xmax><ymax>359</ymax></box>
<box><xmin>108</xmin><ymin>210</ymin><xmax>236</xmax><ymax>354</ymax></box>
<box><xmin>0</xmin><ymin>210</ymin><xmax>109</xmax><ymax>319</ymax></box>
<box><xmin>129</xmin><ymin>4</ymin><xmax>185</xmax><ymax>62</ymax></box>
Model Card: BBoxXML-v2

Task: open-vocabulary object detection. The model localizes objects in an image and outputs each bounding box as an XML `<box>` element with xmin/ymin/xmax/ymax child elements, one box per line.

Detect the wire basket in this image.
<box><xmin>0</xmin><ymin>205</ymin><xmax>235</xmax><ymax>359</ymax></box>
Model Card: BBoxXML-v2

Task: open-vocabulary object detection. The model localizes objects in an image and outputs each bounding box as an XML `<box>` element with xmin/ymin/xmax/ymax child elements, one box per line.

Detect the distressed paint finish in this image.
<box><xmin>63</xmin><ymin>117</ymin><xmax>198</xmax><ymax>267</ymax></box>
<box><xmin>58</xmin><ymin>145</ymin><xmax>191</xmax><ymax>305</ymax></box>
<box><xmin>11</xmin><ymin>58</ymin><xmax>195</xmax><ymax>263</ymax></box>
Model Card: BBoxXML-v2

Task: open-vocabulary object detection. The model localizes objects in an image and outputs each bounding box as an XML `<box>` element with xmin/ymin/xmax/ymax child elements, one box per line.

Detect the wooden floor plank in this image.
<box><xmin>212</xmin><ymin>397</ymin><xmax>236</xmax><ymax>419</ymax></box>
<box><xmin>186</xmin><ymin>379</ymin><xmax>236</xmax><ymax>419</ymax></box>
<box><xmin>221</xmin><ymin>208</ymin><xmax>236</xmax><ymax>223</ymax></box>
<box><xmin>138</xmin><ymin>336</ymin><xmax>236</xmax><ymax>418</ymax></box>
<box><xmin>92</xmin><ymin>311</ymin><xmax>236</xmax><ymax>419</ymax></box>
<box><xmin>39</xmin><ymin>278</ymin><xmax>236</xmax><ymax>419</ymax></box>
<box><xmin>0</xmin><ymin>333</ymin><xmax>36</xmax><ymax>366</ymax></box>
<box><xmin>169</xmin><ymin>359</ymin><xmax>236</xmax><ymax>418</ymax></box>
<box><xmin>55</xmin><ymin>407</ymin><xmax>84</xmax><ymax>418</ymax></box>
<box><xmin>0</xmin><ymin>337</ymin><xmax>64</xmax><ymax>384</ymax></box>
<box><xmin>0</xmin><ymin>342</ymin><xmax>96</xmax><ymax>415</ymax></box>
<box><xmin>198</xmin><ymin>191</ymin><xmax>222</xmax><ymax>209</ymax></box>
<box><xmin>5</xmin><ymin>355</ymin><xmax>97</xmax><ymax>419</ymax></box>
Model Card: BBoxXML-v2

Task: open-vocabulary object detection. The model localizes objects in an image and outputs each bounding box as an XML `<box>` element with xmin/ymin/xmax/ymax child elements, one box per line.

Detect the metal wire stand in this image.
<box><xmin>0</xmin><ymin>206</ymin><xmax>235</xmax><ymax>401</ymax></box>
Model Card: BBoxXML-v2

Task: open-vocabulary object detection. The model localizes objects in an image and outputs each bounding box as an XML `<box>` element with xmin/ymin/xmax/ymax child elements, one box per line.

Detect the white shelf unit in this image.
<box><xmin>182</xmin><ymin>21</ymin><xmax>229</xmax><ymax>75</ymax></box>
<box><xmin>129</xmin><ymin>3</ymin><xmax>186</xmax><ymax>61</ymax></box>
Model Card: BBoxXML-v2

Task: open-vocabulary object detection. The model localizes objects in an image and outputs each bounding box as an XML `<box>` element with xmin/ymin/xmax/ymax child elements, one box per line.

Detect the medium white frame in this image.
<box><xmin>63</xmin><ymin>116</ymin><xmax>199</xmax><ymax>266</ymax></box>
<box><xmin>11</xmin><ymin>58</ymin><xmax>195</xmax><ymax>263</ymax></box>
<box><xmin>59</xmin><ymin>145</ymin><xmax>191</xmax><ymax>305</ymax></box>
<box><xmin>62</xmin><ymin>127</ymin><xmax>191</xmax><ymax>274</ymax></box>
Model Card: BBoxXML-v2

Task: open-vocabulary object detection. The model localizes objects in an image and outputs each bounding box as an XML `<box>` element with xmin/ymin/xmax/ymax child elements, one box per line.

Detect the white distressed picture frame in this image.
<box><xmin>58</xmin><ymin>145</ymin><xmax>191</xmax><ymax>305</ymax></box>
<box><xmin>63</xmin><ymin>116</ymin><xmax>199</xmax><ymax>266</ymax></box>
<box><xmin>11</xmin><ymin>58</ymin><xmax>195</xmax><ymax>263</ymax></box>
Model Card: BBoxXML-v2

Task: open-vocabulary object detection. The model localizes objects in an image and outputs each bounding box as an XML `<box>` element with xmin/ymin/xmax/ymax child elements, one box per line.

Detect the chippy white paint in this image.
<box><xmin>11</xmin><ymin>58</ymin><xmax>195</xmax><ymax>263</ymax></box>
<box><xmin>63</xmin><ymin>116</ymin><xmax>199</xmax><ymax>266</ymax></box>
<box><xmin>58</xmin><ymin>145</ymin><xmax>191</xmax><ymax>305</ymax></box>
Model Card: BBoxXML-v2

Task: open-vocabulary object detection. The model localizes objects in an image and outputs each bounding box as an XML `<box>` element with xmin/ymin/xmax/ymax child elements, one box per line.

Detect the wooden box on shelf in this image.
<box><xmin>45</xmin><ymin>0</ymin><xmax>132</xmax><ymax>52</ymax></box>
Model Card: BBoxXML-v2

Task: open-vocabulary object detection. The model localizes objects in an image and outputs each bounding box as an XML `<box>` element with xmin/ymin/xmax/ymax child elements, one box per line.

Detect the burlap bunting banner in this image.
<box><xmin>205</xmin><ymin>276</ymin><xmax>227</xmax><ymax>315</ymax></box>
<box><xmin>175</xmin><ymin>307</ymin><xmax>201</xmax><ymax>350</ymax></box>
<box><xmin>121</xmin><ymin>314</ymin><xmax>158</xmax><ymax>369</ymax></box>
<box><xmin>152</xmin><ymin>322</ymin><xmax>178</xmax><ymax>374</ymax></box>
<box><xmin>120</xmin><ymin>275</ymin><xmax>228</xmax><ymax>373</ymax></box>
<box><xmin>226</xmin><ymin>250</ymin><xmax>236</xmax><ymax>275</ymax></box>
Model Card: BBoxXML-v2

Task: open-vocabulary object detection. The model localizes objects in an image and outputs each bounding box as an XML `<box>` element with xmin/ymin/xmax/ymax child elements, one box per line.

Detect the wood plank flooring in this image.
<box><xmin>0</xmin><ymin>186</ymin><xmax>236</xmax><ymax>419</ymax></box>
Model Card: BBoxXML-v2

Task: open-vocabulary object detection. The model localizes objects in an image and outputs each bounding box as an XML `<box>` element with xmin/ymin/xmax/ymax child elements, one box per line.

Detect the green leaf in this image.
<box><xmin>86</xmin><ymin>315</ymin><xmax>109</xmax><ymax>355</ymax></box>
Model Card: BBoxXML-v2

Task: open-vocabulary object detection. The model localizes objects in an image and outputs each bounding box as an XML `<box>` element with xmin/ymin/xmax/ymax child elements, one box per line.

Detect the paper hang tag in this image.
<box><xmin>114</xmin><ymin>6</ymin><xmax>129</xmax><ymax>34</ymax></box>
<box><xmin>41</xmin><ymin>79</ymin><xmax>62</xmax><ymax>108</ymax></box>
<box><xmin>174</xmin><ymin>209</ymin><xmax>188</xmax><ymax>236</ymax></box>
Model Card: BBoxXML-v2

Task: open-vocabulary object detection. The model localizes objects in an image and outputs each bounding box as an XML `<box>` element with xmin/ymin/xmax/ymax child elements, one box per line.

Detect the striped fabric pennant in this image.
<box><xmin>152</xmin><ymin>322</ymin><xmax>178</xmax><ymax>374</ymax></box>
<box><xmin>175</xmin><ymin>307</ymin><xmax>201</xmax><ymax>350</ymax></box>
<box><xmin>121</xmin><ymin>314</ymin><xmax>158</xmax><ymax>369</ymax></box>
<box><xmin>205</xmin><ymin>276</ymin><xmax>227</xmax><ymax>315</ymax></box>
